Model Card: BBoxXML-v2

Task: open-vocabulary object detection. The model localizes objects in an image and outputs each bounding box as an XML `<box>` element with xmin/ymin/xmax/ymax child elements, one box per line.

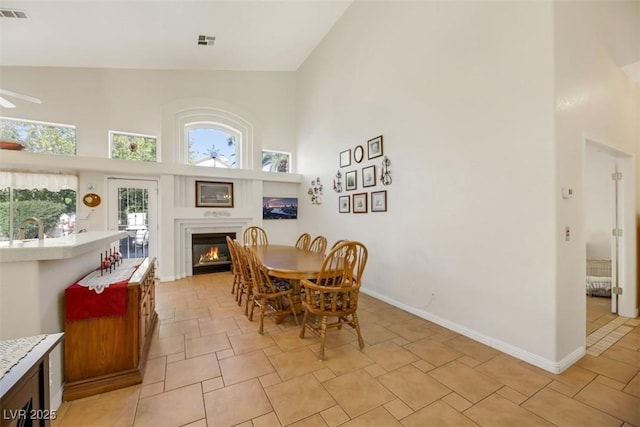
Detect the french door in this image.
<box><xmin>107</xmin><ymin>179</ymin><xmax>158</xmax><ymax>263</ymax></box>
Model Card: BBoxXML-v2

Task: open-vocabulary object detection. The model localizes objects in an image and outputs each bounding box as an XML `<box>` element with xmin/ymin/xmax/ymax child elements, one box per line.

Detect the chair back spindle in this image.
<box><xmin>243</xmin><ymin>226</ymin><xmax>269</xmax><ymax>246</ymax></box>
<box><xmin>295</xmin><ymin>233</ymin><xmax>311</xmax><ymax>250</ymax></box>
<box><xmin>308</xmin><ymin>236</ymin><xmax>327</xmax><ymax>255</ymax></box>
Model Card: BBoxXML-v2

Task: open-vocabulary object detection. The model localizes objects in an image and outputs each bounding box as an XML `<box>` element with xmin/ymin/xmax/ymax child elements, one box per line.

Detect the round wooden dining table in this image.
<box><xmin>252</xmin><ymin>244</ymin><xmax>326</xmax><ymax>280</ymax></box>
<box><xmin>251</xmin><ymin>244</ymin><xmax>326</xmax><ymax>314</ymax></box>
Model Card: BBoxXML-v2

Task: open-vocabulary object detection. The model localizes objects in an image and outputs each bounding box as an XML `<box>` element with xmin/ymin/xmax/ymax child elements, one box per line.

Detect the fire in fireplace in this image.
<box><xmin>192</xmin><ymin>232</ymin><xmax>235</xmax><ymax>274</ymax></box>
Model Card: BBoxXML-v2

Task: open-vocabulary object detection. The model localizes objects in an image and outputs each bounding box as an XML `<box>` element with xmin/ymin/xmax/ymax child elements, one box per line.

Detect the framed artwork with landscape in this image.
<box><xmin>195</xmin><ymin>181</ymin><xmax>234</xmax><ymax>207</ymax></box>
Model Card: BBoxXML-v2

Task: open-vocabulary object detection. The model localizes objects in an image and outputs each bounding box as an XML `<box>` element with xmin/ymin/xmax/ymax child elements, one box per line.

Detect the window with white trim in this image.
<box><xmin>262</xmin><ymin>150</ymin><xmax>291</xmax><ymax>173</ymax></box>
<box><xmin>186</xmin><ymin>124</ymin><xmax>238</xmax><ymax>168</ymax></box>
<box><xmin>0</xmin><ymin>117</ymin><xmax>76</xmax><ymax>155</ymax></box>
<box><xmin>109</xmin><ymin>131</ymin><xmax>157</xmax><ymax>162</ymax></box>
<box><xmin>175</xmin><ymin>107</ymin><xmax>253</xmax><ymax>169</ymax></box>
<box><xmin>0</xmin><ymin>172</ymin><xmax>77</xmax><ymax>241</ymax></box>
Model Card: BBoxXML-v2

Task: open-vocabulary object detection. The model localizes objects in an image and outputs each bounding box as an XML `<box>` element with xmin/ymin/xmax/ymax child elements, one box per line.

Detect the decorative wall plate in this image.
<box><xmin>83</xmin><ymin>193</ymin><xmax>101</xmax><ymax>207</ymax></box>
<box><xmin>354</xmin><ymin>145</ymin><xmax>364</xmax><ymax>163</ymax></box>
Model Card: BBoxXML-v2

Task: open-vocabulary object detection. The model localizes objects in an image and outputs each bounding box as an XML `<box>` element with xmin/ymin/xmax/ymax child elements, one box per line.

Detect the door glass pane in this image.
<box><xmin>117</xmin><ymin>187</ymin><xmax>149</xmax><ymax>259</ymax></box>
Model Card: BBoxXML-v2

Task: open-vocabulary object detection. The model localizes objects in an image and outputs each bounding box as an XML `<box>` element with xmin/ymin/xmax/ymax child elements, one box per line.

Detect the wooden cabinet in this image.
<box><xmin>1</xmin><ymin>334</ymin><xmax>63</xmax><ymax>427</ymax></box>
<box><xmin>63</xmin><ymin>258</ymin><xmax>157</xmax><ymax>401</ymax></box>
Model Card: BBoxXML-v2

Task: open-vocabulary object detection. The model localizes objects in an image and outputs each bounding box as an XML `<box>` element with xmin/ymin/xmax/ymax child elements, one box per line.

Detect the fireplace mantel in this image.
<box><xmin>174</xmin><ymin>217</ymin><xmax>252</xmax><ymax>279</ymax></box>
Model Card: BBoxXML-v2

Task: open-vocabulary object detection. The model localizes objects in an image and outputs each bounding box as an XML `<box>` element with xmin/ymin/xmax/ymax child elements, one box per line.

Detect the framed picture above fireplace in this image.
<box><xmin>195</xmin><ymin>181</ymin><xmax>234</xmax><ymax>208</ymax></box>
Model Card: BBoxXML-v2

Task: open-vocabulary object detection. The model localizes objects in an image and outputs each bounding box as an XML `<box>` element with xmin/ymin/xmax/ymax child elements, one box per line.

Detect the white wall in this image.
<box><xmin>554</xmin><ymin>0</ymin><xmax>639</xmax><ymax>356</ymax></box>
<box><xmin>296</xmin><ymin>2</ymin><xmax>561</xmax><ymax>369</ymax></box>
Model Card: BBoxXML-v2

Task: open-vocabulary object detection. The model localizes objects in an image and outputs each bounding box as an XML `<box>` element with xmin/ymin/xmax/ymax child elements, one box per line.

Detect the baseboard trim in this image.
<box><xmin>360</xmin><ymin>287</ymin><xmax>583</xmax><ymax>374</ymax></box>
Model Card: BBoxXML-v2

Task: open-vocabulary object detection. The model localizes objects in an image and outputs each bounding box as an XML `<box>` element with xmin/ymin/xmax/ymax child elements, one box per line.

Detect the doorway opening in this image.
<box><xmin>584</xmin><ymin>139</ymin><xmax>637</xmax><ymax>355</ymax></box>
<box><xmin>107</xmin><ymin>178</ymin><xmax>158</xmax><ymax>265</ymax></box>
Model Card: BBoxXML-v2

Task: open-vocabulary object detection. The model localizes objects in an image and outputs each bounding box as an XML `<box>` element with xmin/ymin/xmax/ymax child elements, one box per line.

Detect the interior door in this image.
<box><xmin>107</xmin><ymin>179</ymin><xmax>158</xmax><ymax>264</ymax></box>
<box><xmin>610</xmin><ymin>167</ymin><xmax>621</xmax><ymax>314</ymax></box>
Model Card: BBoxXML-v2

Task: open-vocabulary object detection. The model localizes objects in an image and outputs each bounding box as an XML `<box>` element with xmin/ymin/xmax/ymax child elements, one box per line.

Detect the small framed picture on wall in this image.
<box><xmin>345</xmin><ymin>170</ymin><xmax>357</xmax><ymax>191</ymax></box>
<box><xmin>352</xmin><ymin>193</ymin><xmax>368</xmax><ymax>213</ymax></box>
<box><xmin>367</xmin><ymin>135</ymin><xmax>383</xmax><ymax>159</ymax></box>
<box><xmin>339</xmin><ymin>195</ymin><xmax>350</xmax><ymax>213</ymax></box>
<box><xmin>340</xmin><ymin>149</ymin><xmax>351</xmax><ymax>167</ymax></box>
<box><xmin>362</xmin><ymin>165</ymin><xmax>376</xmax><ymax>188</ymax></box>
<box><xmin>371</xmin><ymin>190</ymin><xmax>387</xmax><ymax>212</ymax></box>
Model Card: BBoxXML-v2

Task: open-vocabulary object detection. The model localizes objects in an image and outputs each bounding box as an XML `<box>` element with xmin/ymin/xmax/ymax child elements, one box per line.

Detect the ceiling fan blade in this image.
<box><xmin>0</xmin><ymin>96</ymin><xmax>16</xmax><ymax>108</ymax></box>
<box><xmin>0</xmin><ymin>89</ymin><xmax>42</xmax><ymax>104</ymax></box>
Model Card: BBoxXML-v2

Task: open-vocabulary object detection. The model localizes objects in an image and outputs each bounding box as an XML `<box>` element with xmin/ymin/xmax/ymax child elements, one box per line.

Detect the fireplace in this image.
<box><xmin>191</xmin><ymin>232</ymin><xmax>235</xmax><ymax>275</ymax></box>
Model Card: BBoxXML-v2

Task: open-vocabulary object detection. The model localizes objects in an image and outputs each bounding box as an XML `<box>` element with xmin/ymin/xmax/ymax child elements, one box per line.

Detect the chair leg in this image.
<box><xmin>319</xmin><ymin>316</ymin><xmax>328</xmax><ymax>360</ymax></box>
<box><xmin>244</xmin><ymin>289</ymin><xmax>253</xmax><ymax>316</ymax></box>
<box><xmin>351</xmin><ymin>312</ymin><xmax>365</xmax><ymax>349</ymax></box>
<box><xmin>248</xmin><ymin>298</ymin><xmax>256</xmax><ymax>321</ymax></box>
<box><xmin>237</xmin><ymin>286</ymin><xmax>243</xmax><ymax>306</ymax></box>
<box><xmin>300</xmin><ymin>310</ymin><xmax>309</xmax><ymax>338</ymax></box>
<box><xmin>287</xmin><ymin>295</ymin><xmax>299</xmax><ymax>325</ymax></box>
<box><xmin>258</xmin><ymin>301</ymin><xmax>266</xmax><ymax>335</ymax></box>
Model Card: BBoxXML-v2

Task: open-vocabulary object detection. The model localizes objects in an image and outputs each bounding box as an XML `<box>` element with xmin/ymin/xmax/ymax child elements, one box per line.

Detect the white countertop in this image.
<box><xmin>0</xmin><ymin>231</ymin><xmax>128</xmax><ymax>262</ymax></box>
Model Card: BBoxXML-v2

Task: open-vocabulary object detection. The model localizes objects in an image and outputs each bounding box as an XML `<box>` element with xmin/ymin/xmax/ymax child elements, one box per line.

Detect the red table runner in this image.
<box><xmin>65</xmin><ymin>265</ymin><xmax>139</xmax><ymax>322</ymax></box>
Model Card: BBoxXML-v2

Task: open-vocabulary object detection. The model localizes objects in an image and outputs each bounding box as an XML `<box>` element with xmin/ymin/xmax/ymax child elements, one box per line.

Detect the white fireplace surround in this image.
<box><xmin>175</xmin><ymin>217</ymin><xmax>252</xmax><ymax>279</ymax></box>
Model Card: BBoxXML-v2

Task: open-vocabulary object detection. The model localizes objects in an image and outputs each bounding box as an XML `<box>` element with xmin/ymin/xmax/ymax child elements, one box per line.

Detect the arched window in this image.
<box><xmin>185</xmin><ymin>122</ymin><xmax>239</xmax><ymax>168</ymax></box>
<box><xmin>174</xmin><ymin>107</ymin><xmax>253</xmax><ymax>169</ymax></box>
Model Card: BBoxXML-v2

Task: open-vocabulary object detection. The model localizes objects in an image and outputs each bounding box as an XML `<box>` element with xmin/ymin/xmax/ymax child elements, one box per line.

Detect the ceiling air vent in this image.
<box><xmin>0</xmin><ymin>9</ymin><xmax>28</xmax><ymax>19</ymax></box>
<box><xmin>197</xmin><ymin>35</ymin><xmax>215</xmax><ymax>46</ymax></box>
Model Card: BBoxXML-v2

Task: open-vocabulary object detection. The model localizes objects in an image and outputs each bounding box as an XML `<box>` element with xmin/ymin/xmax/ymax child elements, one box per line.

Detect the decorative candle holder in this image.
<box><xmin>380</xmin><ymin>156</ymin><xmax>392</xmax><ymax>186</ymax></box>
<box><xmin>333</xmin><ymin>171</ymin><xmax>343</xmax><ymax>193</ymax></box>
<box><xmin>100</xmin><ymin>247</ymin><xmax>122</xmax><ymax>276</ymax></box>
<box><xmin>308</xmin><ymin>177</ymin><xmax>323</xmax><ymax>204</ymax></box>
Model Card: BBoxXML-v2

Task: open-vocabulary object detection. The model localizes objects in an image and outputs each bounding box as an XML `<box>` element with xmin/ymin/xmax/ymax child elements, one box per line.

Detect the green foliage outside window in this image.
<box><xmin>0</xmin><ymin>118</ymin><xmax>76</xmax><ymax>155</ymax></box>
<box><xmin>111</xmin><ymin>132</ymin><xmax>157</xmax><ymax>162</ymax></box>
<box><xmin>262</xmin><ymin>150</ymin><xmax>290</xmax><ymax>173</ymax></box>
<box><xmin>0</xmin><ymin>188</ymin><xmax>76</xmax><ymax>240</ymax></box>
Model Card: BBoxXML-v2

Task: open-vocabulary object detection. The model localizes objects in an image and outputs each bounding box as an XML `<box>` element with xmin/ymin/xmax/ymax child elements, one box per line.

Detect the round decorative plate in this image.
<box><xmin>82</xmin><ymin>193</ymin><xmax>101</xmax><ymax>207</ymax></box>
<box><xmin>354</xmin><ymin>145</ymin><xmax>364</xmax><ymax>163</ymax></box>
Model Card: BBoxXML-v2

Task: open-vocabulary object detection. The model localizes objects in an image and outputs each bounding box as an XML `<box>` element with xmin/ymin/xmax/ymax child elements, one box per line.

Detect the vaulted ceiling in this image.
<box><xmin>0</xmin><ymin>1</ymin><xmax>352</xmax><ymax>71</ymax></box>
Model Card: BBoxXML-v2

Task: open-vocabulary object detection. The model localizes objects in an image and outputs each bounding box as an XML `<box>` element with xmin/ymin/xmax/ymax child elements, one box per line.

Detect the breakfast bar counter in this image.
<box><xmin>0</xmin><ymin>230</ymin><xmax>127</xmax><ymax>410</ymax></box>
<box><xmin>0</xmin><ymin>231</ymin><xmax>127</xmax><ymax>263</ymax></box>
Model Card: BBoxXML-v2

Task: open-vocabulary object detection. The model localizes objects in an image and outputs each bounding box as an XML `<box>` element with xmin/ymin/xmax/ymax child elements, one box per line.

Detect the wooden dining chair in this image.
<box><xmin>308</xmin><ymin>236</ymin><xmax>327</xmax><ymax>255</ymax></box>
<box><xmin>299</xmin><ymin>241</ymin><xmax>368</xmax><ymax>360</ymax></box>
<box><xmin>245</xmin><ymin>247</ymin><xmax>299</xmax><ymax>334</ymax></box>
<box><xmin>233</xmin><ymin>240</ymin><xmax>254</xmax><ymax>316</ymax></box>
<box><xmin>331</xmin><ymin>239</ymin><xmax>347</xmax><ymax>250</ymax></box>
<box><xmin>243</xmin><ymin>226</ymin><xmax>269</xmax><ymax>246</ymax></box>
<box><xmin>226</xmin><ymin>235</ymin><xmax>241</xmax><ymax>298</ymax></box>
<box><xmin>295</xmin><ymin>233</ymin><xmax>311</xmax><ymax>250</ymax></box>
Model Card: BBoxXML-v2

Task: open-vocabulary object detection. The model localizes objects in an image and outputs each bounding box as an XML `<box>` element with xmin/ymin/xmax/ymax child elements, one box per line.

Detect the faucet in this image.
<box><xmin>17</xmin><ymin>217</ymin><xmax>44</xmax><ymax>240</ymax></box>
